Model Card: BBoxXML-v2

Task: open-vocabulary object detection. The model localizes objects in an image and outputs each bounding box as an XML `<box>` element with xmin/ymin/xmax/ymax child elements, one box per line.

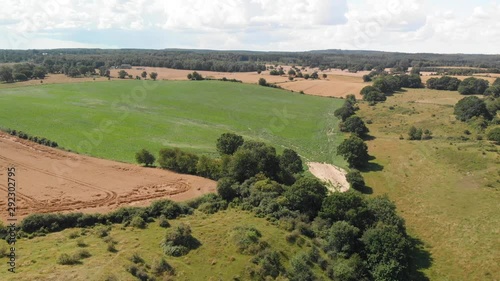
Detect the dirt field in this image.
<box><xmin>307</xmin><ymin>162</ymin><xmax>349</xmax><ymax>192</ymax></box>
<box><xmin>0</xmin><ymin>132</ymin><xmax>216</xmax><ymax>220</ymax></box>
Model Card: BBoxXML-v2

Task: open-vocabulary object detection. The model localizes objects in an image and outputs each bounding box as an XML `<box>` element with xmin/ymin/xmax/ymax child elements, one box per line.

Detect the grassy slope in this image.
<box><xmin>357</xmin><ymin>88</ymin><xmax>500</xmax><ymax>280</ymax></box>
<box><xmin>0</xmin><ymin>209</ymin><xmax>328</xmax><ymax>281</ymax></box>
<box><xmin>0</xmin><ymin>80</ymin><xmax>344</xmax><ymax>165</ymax></box>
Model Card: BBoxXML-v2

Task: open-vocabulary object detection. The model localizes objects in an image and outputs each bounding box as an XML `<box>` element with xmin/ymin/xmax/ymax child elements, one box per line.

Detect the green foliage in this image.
<box><xmin>187</xmin><ymin>193</ymin><xmax>228</xmax><ymax>214</ymax></box>
<box><xmin>397</xmin><ymin>74</ymin><xmax>423</xmax><ymax>88</ymax></box>
<box><xmin>141</xmin><ymin>71</ymin><xmax>147</xmax><ymax>78</ymax></box>
<box><xmin>458</xmin><ymin>77</ymin><xmax>489</xmax><ymax>95</ymax></box>
<box><xmin>330</xmin><ymin>254</ymin><xmax>367</xmax><ymax>281</ymax></box>
<box><xmin>325</xmin><ymin>221</ymin><xmax>360</xmax><ymax>256</ymax></box>
<box><xmin>340</xmin><ymin>115</ymin><xmax>369</xmax><ymax>137</ymax></box>
<box><xmin>149</xmin><ymin>72</ymin><xmax>158</xmax><ymax>80</ymax></box>
<box><xmin>231</xmin><ymin>226</ymin><xmax>265</xmax><ymax>255</ymax></box>
<box><xmin>158</xmin><ymin>147</ymin><xmax>199</xmax><ymax>174</ymax></box>
<box><xmin>216</xmin><ymin>132</ymin><xmax>244</xmax><ymax>155</ymax></box>
<box><xmin>188</xmin><ymin>71</ymin><xmax>204</xmax><ymax>80</ymax></box>
<box><xmin>454</xmin><ymin>96</ymin><xmax>491</xmax><ymax>122</ymax></box>
<box><xmin>408</xmin><ymin>126</ymin><xmax>423</xmax><ymax>140</ymax></box>
<box><xmin>130</xmin><ymin>216</ymin><xmax>147</xmax><ymax>229</ymax></box>
<box><xmin>319</xmin><ymin>191</ymin><xmax>368</xmax><ymax>229</ymax></box>
<box><xmin>426</xmin><ymin>76</ymin><xmax>461</xmax><ymax>91</ymax></box>
<box><xmin>361</xmin><ymin>224</ymin><xmax>410</xmax><ymax>281</ymax></box>
<box><xmin>251</xmin><ymin>249</ymin><xmax>285</xmax><ymax>279</ymax></box>
<box><xmin>228</xmin><ymin>141</ymin><xmax>280</xmax><ymax>182</ymax></box>
<box><xmin>152</xmin><ymin>258</ymin><xmax>175</xmax><ymax>276</ymax></box>
<box><xmin>217</xmin><ymin>177</ymin><xmax>239</xmax><ymax>201</ymax></box>
<box><xmin>334</xmin><ymin>103</ymin><xmax>356</xmax><ymax>121</ymax></box>
<box><xmin>487</xmin><ymin>127</ymin><xmax>500</xmax><ymax>144</ymax></box>
<box><xmin>118</xmin><ymin>70</ymin><xmax>128</xmax><ymax>79</ymax></box>
<box><xmin>284</xmin><ymin>177</ymin><xmax>327</xmax><ymax>218</ymax></box>
<box><xmin>196</xmin><ymin>155</ymin><xmax>222</xmax><ymax>180</ymax></box>
<box><xmin>0</xmin><ymin>66</ymin><xmax>14</xmax><ymax>82</ymax></box>
<box><xmin>336</xmin><ymin>135</ymin><xmax>369</xmax><ymax>168</ymax></box>
<box><xmin>345</xmin><ymin>169</ymin><xmax>365</xmax><ymax>191</ymax></box>
<box><xmin>288</xmin><ymin>252</ymin><xmax>315</xmax><ymax>281</ymax></box>
<box><xmin>57</xmin><ymin>253</ymin><xmax>79</xmax><ymax>265</ymax></box>
<box><xmin>362</xmin><ymin>75</ymin><xmax>372</xmax><ymax>82</ymax></box>
<box><xmin>360</xmin><ymin>86</ymin><xmax>386</xmax><ymax>103</ymax></box>
<box><xmin>135</xmin><ymin>149</ymin><xmax>155</xmax><ymax>166</ymax></box>
<box><xmin>258</xmin><ymin>78</ymin><xmax>268</xmax><ymax>86</ymax></box>
<box><xmin>157</xmin><ymin>215</ymin><xmax>170</xmax><ymax>228</ymax></box>
<box><xmin>484</xmin><ymin>85</ymin><xmax>500</xmax><ymax>98</ymax></box>
<box><xmin>161</xmin><ymin>223</ymin><xmax>200</xmax><ymax>257</ymax></box>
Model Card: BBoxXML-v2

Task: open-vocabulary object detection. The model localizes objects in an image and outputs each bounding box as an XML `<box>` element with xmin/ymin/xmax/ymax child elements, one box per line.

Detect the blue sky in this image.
<box><xmin>0</xmin><ymin>0</ymin><xmax>499</xmax><ymax>54</ymax></box>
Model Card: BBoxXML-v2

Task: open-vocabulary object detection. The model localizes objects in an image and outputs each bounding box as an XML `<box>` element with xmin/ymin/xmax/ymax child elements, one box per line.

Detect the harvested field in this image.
<box><xmin>0</xmin><ymin>132</ymin><xmax>216</xmax><ymax>220</ymax></box>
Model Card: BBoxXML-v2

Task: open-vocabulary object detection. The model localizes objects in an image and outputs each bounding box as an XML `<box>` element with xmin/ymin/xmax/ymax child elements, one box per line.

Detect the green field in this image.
<box><xmin>0</xmin><ymin>80</ymin><xmax>345</xmax><ymax>165</ymax></box>
<box><xmin>357</xmin><ymin>88</ymin><xmax>500</xmax><ymax>280</ymax></box>
<box><xmin>0</xmin><ymin>209</ymin><xmax>330</xmax><ymax>281</ymax></box>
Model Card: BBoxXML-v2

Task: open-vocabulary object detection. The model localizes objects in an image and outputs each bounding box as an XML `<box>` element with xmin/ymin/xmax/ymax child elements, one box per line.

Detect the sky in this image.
<box><xmin>0</xmin><ymin>0</ymin><xmax>499</xmax><ymax>54</ymax></box>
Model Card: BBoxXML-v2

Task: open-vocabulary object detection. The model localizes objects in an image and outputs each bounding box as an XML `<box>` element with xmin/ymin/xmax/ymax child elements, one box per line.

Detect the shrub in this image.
<box><xmin>487</xmin><ymin>127</ymin><xmax>500</xmax><ymax>144</ymax></box>
<box><xmin>129</xmin><ymin>252</ymin><xmax>144</xmax><ymax>264</ymax></box>
<box><xmin>130</xmin><ymin>216</ymin><xmax>147</xmax><ymax>229</ymax></box>
<box><xmin>161</xmin><ymin>223</ymin><xmax>200</xmax><ymax>257</ymax></box>
<box><xmin>94</xmin><ymin>225</ymin><xmax>111</xmax><ymax>238</ymax></box>
<box><xmin>346</xmin><ymin>169</ymin><xmax>365</xmax><ymax>191</ymax></box>
<box><xmin>454</xmin><ymin>96</ymin><xmax>491</xmax><ymax>122</ymax></box>
<box><xmin>288</xmin><ymin>253</ymin><xmax>315</xmax><ymax>281</ymax></box>
<box><xmin>216</xmin><ymin>133</ymin><xmax>244</xmax><ymax>155</ymax></box>
<box><xmin>258</xmin><ymin>78</ymin><xmax>268</xmax><ymax>86</ymax></box>
<box><xmin>73</xmin><ymin>249</ymin><xmax>91</xmax><ymax>259</ymax></box>
<box><xmin>135</xmin><ymin>149</ymin><xmax>155</xmax><ymax>166</ymax></box>
<box><xmin>158</xmin><ymin>147</ymin><xmax>199</xmax><ymax>174</ymax></box>
<box><xmin>458</xmin><ymin>77</ymin><xmax>489</xmax><ymax>95</ymax></box>
<box><xmin>231</xmin><ymin>226</ymin><xmax>264</xmax><ymax>254</ymax></box>
<box><xmin>57</xmin><ymin>253</ymin><xmax>79</xmax><ymax>265</ymax></box>
<box><xmin>336</xmin><ymin>135</ymin><xmax>370</xmax><ymax>168</ymax></box>
<box><xmin>152</xmin><ymin>258</ymin><xmax>175</xmax><ymax>276</ymax></box>
<box><xmin>158</xmin><ymin>215</ymin><xmax>170</xmax><ymax>228</ymax></box>
<box><xmin>340</xmin><ymin>116</ymin><xmax>369</xmax><ymax>137</ymax></box>
<box><xmin>76</xmin><ymin>239</ymin><xmax>87</xmax><ymax>247</ymax></box>
<box><xmin>408</xmin><ymin>126</ymin><xmax>423</xmax><ymax>140</ymax></box>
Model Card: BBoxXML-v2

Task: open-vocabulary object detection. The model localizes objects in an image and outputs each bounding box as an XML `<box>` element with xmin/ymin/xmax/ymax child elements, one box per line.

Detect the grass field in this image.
<box><xmin>357</xmin><ymin>88</ymin><xmax>500</xmax><ymax>280</ymax></box>
<box><xmin>0</xmin><ymin>80</ymin><xmax>345</xmax><ymax>165</ymax></box>
<box><xmin>0</xmin><ymin>209</ymin><xmax>329</xmax><ymax>281</ymax></box>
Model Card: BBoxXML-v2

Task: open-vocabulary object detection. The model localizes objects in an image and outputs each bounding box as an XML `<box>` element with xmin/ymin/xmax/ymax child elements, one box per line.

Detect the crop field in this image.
<box><xmin>0</xmin><ymin>80</ymin><xmax>345</xmax><ymax>165</ymax></box>
<box><xmin>357</xmin><ymin>88</ymin><xmax>500</xmax><ymax>280</ymax></box>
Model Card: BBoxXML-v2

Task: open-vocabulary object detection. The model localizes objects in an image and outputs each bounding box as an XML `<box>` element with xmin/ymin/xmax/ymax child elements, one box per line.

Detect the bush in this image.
<box><xmin>152</xmin><ymin>258</ymin><xmax>175</xmax><ymax>276</ymax></box>
<box><xmin>458</xmin><ymin>77</ymin><xmax>489</xmax><ymax>95</ymax></box>
<box><xmin>340</xmin><ymin>116</ymin><xmax>369</xmax><ymax>137</ymax></box>
<box><xmin>288</xmin><ymin>253</ymin><xmax>315</xmax><ymax>281</ymax></box>
<box><xmin>408</xmin><ymin>126</ymin><xmax>423</xmax><ymax>140</ymax></box>
<box><xmin>129</xmin><ymin>252</ymin><xmax>144</xmax><ymax>264</ymax></box>
<box><xmin>158</xmin><ymin>215</ymin><xmax>170</xmax><ymax>228</ymax></box>
<box><xmin>158</xmin><ymin>147</ymin><xmax>199</xmax><ymax>174</ymax></box>
<box><xmin>161</xmin><ymin>223</ymin><xmax>200</xmax><ymax>257</ymax></box>
<box><xmin>487</xmin><ymin>127</ymin><xmax>500</xmax><ymax>144</ymax></box>
<box><xmin>258</xmin><ymin>78</ymin><xmax>268</xmax><ymax>86</ymax></box>
<box><xmin>454</xmin><ymin>96</ymin><xmax>491</xmax><ymax>122</ymax></box>
<box><xmin>216</xmin><ymin>133</ymin><xmax>244</xmax><ymax>155</ymax></box>
<box><xmin>57</xmin><ymin>253</ymin><xmax>79</xmax><ymax>265</ymax></box>
<box><xmin>196</xmin><ymin>155</ymin><xmax>222</xmax><ymax>180</ymax></box>
<box><xmin>135</xmin><ymin>149</ymin><xmax>155</xmax><ymax>166</ymax></box>
<box><xmin>346</xmin><ymin>170</ymin><xmax>365</xmax><ymax>191</ymax></box>
<box><xmin>74</xmin><ymin>249</ymin><xmax>91</xmax><ymax>259</ymax></box>
<box><xmin>231</xmin><ymin>226</ymin><xmax>264</xmax><ymax>254</ymax></box>
<box><xmin>76</xmin><ymin>239</ymin><xmax>87</xmax><ymax>247</ymax></box>
<box><xmin>130</xmin><ymin>216</ymin><xmax>147</xmax><ymax>229</ymax></box>
<box><xmin>336</xmin><ymin>135</ymin><xmax>370</xmax><ymax>168</ymax></box>
<box><xmin>426</xmin><ymin>76</ymin><xmax>461</xmax><ymax>91</ymax></box>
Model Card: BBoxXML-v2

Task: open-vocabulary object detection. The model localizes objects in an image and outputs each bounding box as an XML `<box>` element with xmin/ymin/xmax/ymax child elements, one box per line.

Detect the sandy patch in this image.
<box><xmin>0</xmin><ymin>132</ymin><xmax>216</xmax><ymax>220</ymax></box>
<box><xmin>307</xmin><ymin>162</ymin><xmax>349</xmax><ymax>192</ymax></box>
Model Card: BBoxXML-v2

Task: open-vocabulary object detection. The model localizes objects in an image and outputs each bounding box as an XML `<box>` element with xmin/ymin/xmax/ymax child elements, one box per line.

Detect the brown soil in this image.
<box><xmin>0</xmin><ymin>132</ymin><xmax>216</xmax><ymax>220</ymax></box>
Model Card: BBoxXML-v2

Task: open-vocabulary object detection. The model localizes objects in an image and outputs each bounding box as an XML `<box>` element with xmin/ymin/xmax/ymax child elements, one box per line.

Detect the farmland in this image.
<box><xmin>0</xmin><ymin>80</ymin><xmax>345</xmax><ymax>165</ymax></box>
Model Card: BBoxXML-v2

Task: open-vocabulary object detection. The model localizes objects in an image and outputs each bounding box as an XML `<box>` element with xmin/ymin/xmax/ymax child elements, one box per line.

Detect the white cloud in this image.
<box><xmin>0</xmin><ymin>0</ymin><xmax>499</xmax><ymax>53</ymax></box>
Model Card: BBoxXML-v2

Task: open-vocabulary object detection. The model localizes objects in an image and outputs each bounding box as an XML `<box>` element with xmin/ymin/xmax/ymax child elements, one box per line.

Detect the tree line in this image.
<box><xmin>3</xmin><ymin>48</ymin><xmax>500</xmax><ymax>76</ymax></box>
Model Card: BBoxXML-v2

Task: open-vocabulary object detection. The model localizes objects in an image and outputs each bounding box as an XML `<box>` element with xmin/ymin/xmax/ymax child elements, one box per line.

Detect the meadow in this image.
<box><xmin>357</xmin><ymin>88</ymin><xmax>500</xmax><ymax>280</ymax></box>
<box><xmin>0</xmin><ymin>80</ymin><xmax>345</xmax><ymax>165</ymax></box>
<box><xmin>0</xmin><ymin>209</ymin><xmax>330</xmax><ymax>281</ymax></box>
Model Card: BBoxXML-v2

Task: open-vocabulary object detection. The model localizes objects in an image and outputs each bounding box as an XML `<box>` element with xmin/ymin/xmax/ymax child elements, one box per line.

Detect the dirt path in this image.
<box><xmin>0</xmin><ymin>132</ymin><xmax>216</xmax><ymax>220</ymax></box>
<box><xmin>307</xmin><ymin>162</ymin><xmax>350</xmax><ymax>192</ymax></box>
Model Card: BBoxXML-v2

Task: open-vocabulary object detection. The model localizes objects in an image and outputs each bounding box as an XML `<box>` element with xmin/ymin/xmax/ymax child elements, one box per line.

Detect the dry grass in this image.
<box><xmin>357</xmin><ymin>88</ymin><xmax>500</xmax><ymax>280</ymax></box>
